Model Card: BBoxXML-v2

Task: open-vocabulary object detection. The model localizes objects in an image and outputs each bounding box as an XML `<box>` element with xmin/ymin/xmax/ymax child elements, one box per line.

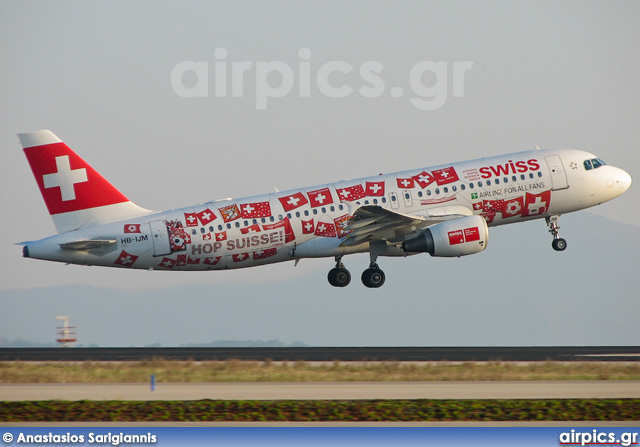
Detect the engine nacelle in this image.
<box><xmin>402</xmin><ymin>215</ymin><xmax>488</xmax><ymax>257</ymax></box>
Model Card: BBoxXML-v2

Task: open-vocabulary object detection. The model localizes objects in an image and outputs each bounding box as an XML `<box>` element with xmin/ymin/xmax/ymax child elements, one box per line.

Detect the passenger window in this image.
<box><xmin>512</xmin><ymin>176</ymin><xmax>517</xmax><ymax>182</ymax></box>
<box><xmin>435</xmin><ymin>188</ymin><xmax>440</xmax><ymax>194</ymax></box>
<box><xmin>295</xmin><ymin>212</ymin><xmax>300</xmax><ymax>218</ymax></box>
<box><xmin>218</xmin><ymin>225</ymin><xmax>223</xmax><ymax>231</ymax></box>
<box><xmin>278</xmin><ymin>214</ymin><xmax>283</xmax><ymax>220</ymax></box>
<box><xmin>209</xmin><ymin>226</ymin><xmax>214</xmax><ymax>232</ymax></box>
<box><xmin>418</xmin><ymin>191</ymin><xmax>423</xmax><ymax>197</ymax></box>
<box><xmin>287</xmin><ymin>213</ymin><xmax>291</xmax><ymax>219</ymax></box>
<box><xmin>521</xmin><ymin>174</ymin><xmax>526</xmax><ymax>180</ymax></box>
<box><xmin>373</xmin><ymin>199</ymin><xmax>378</xmax><ymax>204</ymax></box>
<box><xmin>261</xmin><ymin>218</ymin><xmax>266</xmax><ymax>224</ymax></box>
<box><xmin>313</xmin><ymin>209</ymin><xmax>318</xmax><ymax>215</ymax></box>
<box><xmin>495</xmin><ymin>179</ymin><xmax>500</xmax><ymax>185</ymax></box>
<box><xmin>330</xmin><ymin>206</ymin><xmax>335</xmax><ymax>212</ymax></box>
<box><xmin>529</xmin><ymin>173</ymin><xmax>534</xmax><ymax>179</ymax></box>
<box><xmin>226</xmin><ymin>223</ymin><xmax>231</xmax><ymax>229</ymax></box>
<box><xmin>503</xmin><ymin>177</ymin><xmax>508</xmax><ymax>183</ymax></box>
<box><xmin>201</xmin><ymin>228</ymin><xmax>206</xmax><ymax>233</ymax></box>
<box><xmin>486</xmin><ymin>180</ymin><xmax>491</xmax><ymax>186</ymax></box>
<box><xmin>443</xmin><ymin>187</ymin><xmax>448</xmax><ymax>193</ymax></box>
<box><xmin>538</xmin><ymin>172</ymin><xmax>542</xmax><ymax>177</ymax></box>
<box><xmin>452</xmin><ymin>185</ymin><xmax>457</xmax><ymax>191</ymax></box>
<box><xmin>321</xmin><ymin>207</ymin><xmax>326</xmax><ymax>213</ymax></box>
<box><xmin>469</xmin><ymin>183</ymin><xmax>474</xmax><ymax>189</ymax></box>
<box><xmin>427</xmin><ymin>190</ymin><xmax>432</xmax><ymax>196</ymax></box>
<box><xmin>192</xmin><ymin>229</ymin><xmax>197</xmax><ymax>235</ymax></box>
<box><xmin>405</xmin><ymin>193</ymin><xmax>410</xmax><ymax>199</ymax></box>
<box><xmin>391</xmin><ymin>196</ymin><xmax>396</xmax><ymax>201</ymax></box>
<box><xmin>381</xmin><ymin>198</ymin><xmax>386</xmax><ymax>204</ymax></box>
<box><xmin>477</xmin><ymin>181</ymin><xmax>483</xmax><ymax>187</ymax></box>
<box><xmin>461</xmin><ymin>184</ymin><xmax>465</xmax><ymax>190</ymax></box>
<box><xmin>304</xmin><ymin>210</ymin><xmax>309</xmax><ymax>216</ymax></box>
<box><xmin>235</xmin><ymin>222</ymin><xmax>240</xmax><ymax>228</ymax></box>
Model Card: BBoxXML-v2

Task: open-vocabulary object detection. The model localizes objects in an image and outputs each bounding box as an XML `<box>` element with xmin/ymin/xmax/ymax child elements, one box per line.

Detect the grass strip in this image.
<box><xmin>1</xmin><ymin>399</ymin><xmax>639</xmax><ymax>422</ymax></box>
<box><xmin>2</xmin><ymin>360</ymin><xmax>639</xmax><ymax>383</ymax></box>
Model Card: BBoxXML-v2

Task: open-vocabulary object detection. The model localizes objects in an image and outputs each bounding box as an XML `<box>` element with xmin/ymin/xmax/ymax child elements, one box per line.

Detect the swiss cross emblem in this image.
<box><xmin>42</xmin><ymin>155</ymin><xmax>88</xmax><ymax>201</ymax></box>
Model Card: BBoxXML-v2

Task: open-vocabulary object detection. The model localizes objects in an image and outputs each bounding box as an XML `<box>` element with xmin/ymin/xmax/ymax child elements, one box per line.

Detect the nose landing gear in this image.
<box><xmin>547</xmin><ymin>215</ymin><xmax>567</xmax><ymax>251</ymax></box>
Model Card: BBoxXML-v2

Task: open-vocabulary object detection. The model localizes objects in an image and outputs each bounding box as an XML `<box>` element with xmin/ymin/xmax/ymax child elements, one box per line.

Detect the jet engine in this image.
<box><xmin>402</xmin><ymin>215</ymin><xmax>489</xmax><ymax>257</ymax></box>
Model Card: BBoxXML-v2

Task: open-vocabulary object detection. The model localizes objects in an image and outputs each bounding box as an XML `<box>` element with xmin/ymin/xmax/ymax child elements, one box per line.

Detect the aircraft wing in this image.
<box><xmin>342</xmin><ymin>205</ymin><xmax>473</xmax><ymax>246</ymax></box>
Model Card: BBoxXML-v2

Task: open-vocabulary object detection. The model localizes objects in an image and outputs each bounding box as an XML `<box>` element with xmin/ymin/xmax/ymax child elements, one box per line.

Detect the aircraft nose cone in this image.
<box><xmin>618</xmin><ymin>169</ymin><xmax>632</xmax><ymax>193</ymax></box>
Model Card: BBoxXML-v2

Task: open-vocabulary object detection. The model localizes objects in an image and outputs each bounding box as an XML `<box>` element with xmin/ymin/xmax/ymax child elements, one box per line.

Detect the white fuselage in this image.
<box><xmin>23</xmin><ymin>148</ymin><xmax>631</xmax><ymax>271</ymax></box>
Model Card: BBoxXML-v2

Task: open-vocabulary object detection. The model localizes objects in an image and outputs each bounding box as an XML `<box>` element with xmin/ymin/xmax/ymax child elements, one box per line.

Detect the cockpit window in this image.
<box><xmin>584</xmin><ymin>160</ymin><xmax>593</xmax><ymax>170</ymax></box>
<box><xmin>592</xmin><ymin>158</ymin><xmax>606</xmax><ymax>169</ymax></box>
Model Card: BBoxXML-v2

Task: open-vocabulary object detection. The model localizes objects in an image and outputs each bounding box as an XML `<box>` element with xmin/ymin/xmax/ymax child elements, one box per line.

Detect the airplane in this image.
<box><xmin>17</xmin><ymin>130</ymin><xmax>631</xmax><ymax>288</ymax></box>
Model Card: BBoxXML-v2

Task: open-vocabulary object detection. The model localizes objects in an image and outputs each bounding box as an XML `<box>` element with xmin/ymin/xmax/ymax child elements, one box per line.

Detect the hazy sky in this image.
<box><xmin>1</xmin><ymin>1</ymin><xmax>638</xmax><ymax>346</ymax></box>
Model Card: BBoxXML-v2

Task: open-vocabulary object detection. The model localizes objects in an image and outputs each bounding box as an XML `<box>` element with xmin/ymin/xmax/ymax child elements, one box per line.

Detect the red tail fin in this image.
<box><xmin>19</xmin><ymin>130</ymin><xmax>152</xmax><ymax>233</ymax></box>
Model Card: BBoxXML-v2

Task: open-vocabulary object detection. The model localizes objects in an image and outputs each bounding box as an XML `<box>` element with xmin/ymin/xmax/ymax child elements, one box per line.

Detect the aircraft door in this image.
<box><xmin>389</xmin><ymin>192</ymin><xmax>400</xmax><ymax>209</ymax></box>
<box><xmin>149</xmin><ymin>220</ymin><xmax>172</xmax><ymax>256</ymax></box>
<box><xmin>545</xmin><ymin>155</ymin><xmax>569</xmax><ymax>191</ymax></box>
<box><xmin>402</xmin><ymin>190</ymin><xmax>413</xmax><ymax>207</ymax></box>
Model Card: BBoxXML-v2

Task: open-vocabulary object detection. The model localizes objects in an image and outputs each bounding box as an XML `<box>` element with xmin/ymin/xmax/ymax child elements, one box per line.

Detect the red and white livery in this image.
<box><xmin>18</xmin><ymin>130</ymin><xmax>632</xmax><ymax>288</ymax></box>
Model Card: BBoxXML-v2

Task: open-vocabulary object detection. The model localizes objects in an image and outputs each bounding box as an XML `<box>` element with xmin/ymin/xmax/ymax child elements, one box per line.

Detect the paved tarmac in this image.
<box><xmin>2</xmin><ymin>381</ymin><xmax>638</xmax><ymax>401</ymax></box>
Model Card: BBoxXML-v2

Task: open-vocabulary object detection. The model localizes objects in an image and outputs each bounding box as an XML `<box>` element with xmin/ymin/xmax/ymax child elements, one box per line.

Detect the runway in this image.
<box><xmin>2</xmin><ymin>346</ymin><xmax>639</xmax><ymax>361</ymax></box>
<box><xmin>2</xmin><ymin>381</ymin><xmax>638</xmax><ymax>401</ymax></box>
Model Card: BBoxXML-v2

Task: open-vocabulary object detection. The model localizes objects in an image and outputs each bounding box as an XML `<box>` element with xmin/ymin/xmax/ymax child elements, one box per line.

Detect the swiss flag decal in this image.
<box><xmin>240</xmin><ymin>201</ymin><xmax>271</xmax><ymax>219</ymax></box>
<box><xmin>301</xmin><ymin>219</ymin><xmax>315</xmax><ymax>234</ymax></box>
<box><xmin>315</xmin><ymin>221</ymin><xmax>337</xmax><ymax>238</ymax></box>
<box><xmin>114</xmin><ymin>250</ymin><xmax>138</xmax><ymax>267</ymax></box>
<box><xmin>432</xmin><ymin>167</ymin><xmax>459</xmax><ymax>185</ymax></box>
<box><xmin>365</xmin><ymin>181</ymin><xmax>385</xmax><ymax>196</ymax></box>
<box><xmin>522</xmin><ymin>190</ymin><xmax>551</xmax><ymax>217</ymax></box>
<box><xmin>278</xmin><ymin>192</ymin><xmax>308</xmax><ymax>211</ymax></box>
<box><xmin>196</xmin><ymin>208</ymin><xmax>216</xmax><ymax>225</ymax></box>
<box><xmin>336</xmin><ymin>185</ymin><xmax>365</xmax><ymax>201</ymax></box>
<box><xmin>307</xmin><ymin>188</ymin><xmax>333</xmax><ymax>207</ymax></box>
<box><xmin>184</xmin><ymin>212</ymin><xmax>198</xmax><ymax>227</ymax></box>
<box><xmin>396</xmin><ymin>178</ymin><xmax>415</xmax><ymax>189</ymax></box>
<box><xmin>124</xmin><ymin>224</ymin><xmax>141</xmax><ymax>233</ymax></box>
<box><xmin>233</xmin><ymin>253</ymin><xmax>249</xmax><ymax>262</ymax></box>
<box><xmin>253</xmin><ymin>248</ymin><xmax>277</xmax><ymax>260</ymax></box>
<box><xmin>240</xmin><ymin>224</ymin><xmax>261</xmax><ymax>234</ymax></box>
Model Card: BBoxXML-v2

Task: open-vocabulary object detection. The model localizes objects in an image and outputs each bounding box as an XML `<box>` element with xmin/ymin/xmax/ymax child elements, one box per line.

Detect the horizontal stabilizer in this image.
<box><xmin>60</xmin><ymin>239</ymin><xmax>117</xmax><ymax>251</ymax></box>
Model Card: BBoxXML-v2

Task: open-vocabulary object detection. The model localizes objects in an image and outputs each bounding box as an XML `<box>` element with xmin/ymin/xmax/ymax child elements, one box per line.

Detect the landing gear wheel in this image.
<box><xmin>552</xmin><ymin>238</ymin><xmax>567</xmax><ymax>251</ymax></box>
<box><xmin>361</xmin><ymin>266</ymin><xmax>385</xmax><ymax>288</ymax></box>
<box><xmin>328</xmin><ymin>267</ymin><xmax>351</xmax><ymax>287</ymax></box>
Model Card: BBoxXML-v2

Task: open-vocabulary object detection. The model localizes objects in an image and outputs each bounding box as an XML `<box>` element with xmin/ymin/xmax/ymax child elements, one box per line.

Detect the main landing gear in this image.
<box><xmin>361</xmin><ymin>263</ymin><xmax>385</xmax><ymax>288</ymax></box>
<box><xmin>328</xmin><ymin>241</ymin><xmax>388</xmax><ymax>288</ymax></box>
<box><xmin>547</xmin><ymin>215</ymin><xmax>567</xmax><ymax>252</ymax></box>
<box><xmin>328</xmin><ymin>257</ymin><xmax>351</xmax><ymax>287</ymax></box>
<box><xmin>327</xmin><ymin>257</ymin><xmax>386</xmax><ymax>288</ymax></box>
